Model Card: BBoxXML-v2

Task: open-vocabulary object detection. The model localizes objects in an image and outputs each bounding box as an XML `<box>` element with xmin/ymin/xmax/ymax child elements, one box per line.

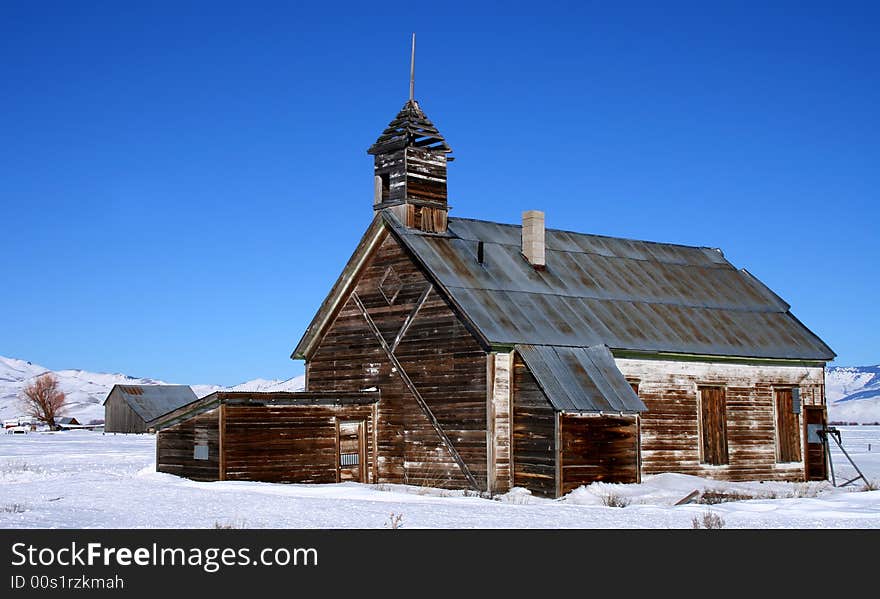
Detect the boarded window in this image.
<box><xmin>775</xmin><ymin>388</ymin><xmax>802</xmax><ymax>463</ymax></box>
<box><xmin>699</xmin><ymin>386</ymin><xmax>728</xmax><ymax>465</ymax></box>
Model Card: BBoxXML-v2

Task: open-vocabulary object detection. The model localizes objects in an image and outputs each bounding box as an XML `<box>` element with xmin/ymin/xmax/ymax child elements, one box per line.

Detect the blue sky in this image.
<box><xmin>1</xmin><ymin>1</ymin><xmax>877</xmax><ymax>385</ymax></box>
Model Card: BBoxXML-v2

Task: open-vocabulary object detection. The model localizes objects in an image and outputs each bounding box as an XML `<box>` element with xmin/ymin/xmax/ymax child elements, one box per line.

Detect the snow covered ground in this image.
<box><xmin>1</xmin><ymin>427</ymin><xmax>879</xmax><ymax>529</ymax></box>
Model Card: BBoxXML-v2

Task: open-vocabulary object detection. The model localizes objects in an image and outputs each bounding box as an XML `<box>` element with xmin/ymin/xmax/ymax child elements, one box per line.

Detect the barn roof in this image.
<box><xmin>105</xmin><ymin>385</ymin><xmax>198</xmax><ymax>424</ymax></box>
<box><xmin>517</xmin><ymin>344</ymin><xmax>647</xmax><ymax>413</ymax></box>
<box><xmin>293</xmin><ymin>211</ymin><xmax>834</xmax><ymax>363</ymax></box>
<box><xmin>152</xmin><ymin>391</ymin><xmax>381</xmax><ymax>431</ymax></box>
<box><xmin>388</xmin><ymin>213</ymin><xmax>834</xmax><ymax>361</ymax></box>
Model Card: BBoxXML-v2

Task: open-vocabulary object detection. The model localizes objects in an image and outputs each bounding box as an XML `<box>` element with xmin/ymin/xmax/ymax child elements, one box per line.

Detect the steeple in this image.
<box><xmin>368</xmin><ymin>35</ymin><xmax>453</xmax><ymax>233</ymax></box>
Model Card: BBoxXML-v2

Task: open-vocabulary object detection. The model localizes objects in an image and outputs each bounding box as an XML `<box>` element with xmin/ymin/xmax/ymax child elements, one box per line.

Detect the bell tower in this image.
<box><xmin>367</xmin><ymin>35</ymin><xmax>453</xmax><ymax>233</ymax></box>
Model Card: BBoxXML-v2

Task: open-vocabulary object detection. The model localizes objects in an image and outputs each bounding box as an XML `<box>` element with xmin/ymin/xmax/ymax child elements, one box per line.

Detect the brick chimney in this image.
<box><xmin>522</xmin><ymin>210</ymin><xmax>545</xmax><ymax>269</ymax></box>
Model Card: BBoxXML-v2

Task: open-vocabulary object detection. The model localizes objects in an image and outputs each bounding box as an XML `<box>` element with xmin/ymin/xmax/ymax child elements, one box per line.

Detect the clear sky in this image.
<box><xmin>1</xmin><ymin>1</ymin><xmax>878</xmax><ymax>385</ymax></box>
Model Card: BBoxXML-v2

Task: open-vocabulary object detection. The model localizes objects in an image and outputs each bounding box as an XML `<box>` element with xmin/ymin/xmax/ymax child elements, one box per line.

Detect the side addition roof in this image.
<box><xmin>105</xmin><ymin>385</ymin><xmax>198</xmax><ymax>424</ymax></box>
<box><xmin>152</xmin><ymin>391</ymin><xmax>381</xmax><ymax>431</ymax></box>
<box><xmin>517</xmin><ymin>344</ymin><xmax>647</xmax><ymax>413</ymax></box>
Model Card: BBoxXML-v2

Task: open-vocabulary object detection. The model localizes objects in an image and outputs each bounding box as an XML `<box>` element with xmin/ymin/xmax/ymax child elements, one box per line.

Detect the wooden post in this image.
<box><xmin>486</xmin><ymin>354</ymin><xmax>496</xmax><ymax>496</ymax></box>
<box><xmin>372</xmin><ymin>402</ymin><xmax>379</xmax><ymax>484</ymax></box>
<box><xmin>218</xmin><ymin>404</ymin><xmax>226</xmax><ymax>481</ymax></box>
<box><xmin>555</xmin><ymin>411</ymin><xmax>562</xmax><ymax>498</ymax></box>
<box><xmin>334</xmin><ymin>418</ymin><xmax>341</xmax><ymax>484</ymax></box>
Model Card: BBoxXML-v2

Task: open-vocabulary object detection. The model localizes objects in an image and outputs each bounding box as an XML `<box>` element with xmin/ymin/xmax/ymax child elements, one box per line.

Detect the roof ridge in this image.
<box><xmin>446</xmin><ymin>215</ymin><xmax>725</xmax><ymax>254</ymax></box>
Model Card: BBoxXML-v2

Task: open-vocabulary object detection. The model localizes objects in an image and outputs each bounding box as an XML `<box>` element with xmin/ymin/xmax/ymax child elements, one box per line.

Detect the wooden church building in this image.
<box><xmin>155</xmin><ymin>80</ymin><xmax>835</xmax><ymax>497</ymax></box>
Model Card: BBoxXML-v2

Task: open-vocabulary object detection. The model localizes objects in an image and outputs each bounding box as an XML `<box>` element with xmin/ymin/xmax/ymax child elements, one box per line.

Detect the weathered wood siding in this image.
<box><xmin>615</xmin><ymin>358</ymin><xmax>825</xmax><ymax>482</ymax></box>
<box><xmin>222</xmin><ymin>404</ymin><xmax>376</xmax><ymax>484</ymax></box>
<box><xmin>104</xmin><ymin>391</ymin><xmax>148</xmax><ymax>433</ymax></box>
<box><xmin>488</xmin><ymin>352</ymin><xmax>512</xmax><ymax>494</ymax></box>
<box><xmin>559</xmin><ymin>414</ymin><xmax>640</xmax><ymax>494</ymax></box>
<box><xmin>511</xmin><ymin>354</ymin><xmax>557</xmax><ymax>497</ymax></box>
<box><xmin>402</xmin><ymin>146</ymin><xmax>448</xmax><ymax>205</ymax></box>
<box><xmin>307</xmin><ymin>231</ymin><xmax>488</xmax><ymax>490</ymax></box>
<box><xmin>156</xmin><ymin>408</ymin><xmax>220</xmax><ymax>481</ymax></box>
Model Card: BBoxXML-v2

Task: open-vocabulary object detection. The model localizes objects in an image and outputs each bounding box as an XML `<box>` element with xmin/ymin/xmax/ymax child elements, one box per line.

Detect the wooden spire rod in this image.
<box><xmin>409</xmin><ymin>32</ymin><xmax>416</xmax><ymax>101</ymax></box>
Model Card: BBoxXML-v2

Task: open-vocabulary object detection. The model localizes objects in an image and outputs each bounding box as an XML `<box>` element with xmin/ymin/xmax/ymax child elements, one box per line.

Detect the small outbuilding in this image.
<box><xmin>56</xmin><ymin>417</ymin><xmax>81</xmax><ymax>430</ymax></box>
<box><xmin>103</xmin><ymin>385</ymin><xmax>197</xmax><ymax>433</ymax></box>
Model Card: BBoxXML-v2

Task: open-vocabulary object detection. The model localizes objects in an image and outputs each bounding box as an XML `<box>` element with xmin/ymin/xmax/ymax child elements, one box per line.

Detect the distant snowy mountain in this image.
<box><xmin>0</xmin><ymin>356</ymin><xmax>304</xmax><ymax>424</ymax></box>
<box><xmin>2</xmin><ymin>354</ymin><xmax>877</xmax><ymax>426</ymax></box>
<box><xmin>826</xmin><ymin>365</ymin><xmax>880</xmax><ymax>424</ymax></box>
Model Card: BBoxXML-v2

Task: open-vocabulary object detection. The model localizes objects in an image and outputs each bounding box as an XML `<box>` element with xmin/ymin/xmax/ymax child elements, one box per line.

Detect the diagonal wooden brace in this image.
<box><xmin>351</xmin><ymin>291</ymin><xmax>480</xmax><ymax>491</ymax></box>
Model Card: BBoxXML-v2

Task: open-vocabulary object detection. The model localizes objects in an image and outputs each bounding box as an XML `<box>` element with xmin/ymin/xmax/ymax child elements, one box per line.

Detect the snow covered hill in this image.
<box><xmin>827</xmin><ymin>365</ymin><xmax>880</xmax><ymax>424</ymax></box>
<box><xmin>0</xmin><ymin>356</ymin><xmax>304</xmax><ymax>424</ymax></box>
<box><xmin>2</xmin><ymin>354</ymin><xmax>877</xmax><ymax>425</ymax></box>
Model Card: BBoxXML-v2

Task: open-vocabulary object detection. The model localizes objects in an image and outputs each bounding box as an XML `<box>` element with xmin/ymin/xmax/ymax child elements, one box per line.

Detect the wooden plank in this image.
<box><xmin>512</xmin><ymin>354</ymin><xmax>558</xmax><ymax>497</ymax></box>
<box><xmin>555</xmin><ymin>411</ymin><xmax>562</xmax><ymax>498</ymax></box>
<box><xmin>391</xmin><ymin>284</ymin><xmax>433</xmax><ymax>352</ymax></box>
<box><xmin>775</xmin><ymin>388</ymin><xmax>801</xmax><ymax>462</ymax></box>
<box><xmin>486</xmin><ymin>354</ymin><xmax>496</xmax><ymax>495</ymax></box>
<box><xmin>218</xmin><ymin>404</ymin><xmax>226</xmax><ymax>481</ymax></box>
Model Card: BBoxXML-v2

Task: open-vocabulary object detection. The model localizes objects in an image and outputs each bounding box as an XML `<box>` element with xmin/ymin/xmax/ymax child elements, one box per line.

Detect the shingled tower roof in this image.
<box><xmin>367</xmin><ymin>99</ymin><xmax>453</xmax><ymax>157</ymax></box>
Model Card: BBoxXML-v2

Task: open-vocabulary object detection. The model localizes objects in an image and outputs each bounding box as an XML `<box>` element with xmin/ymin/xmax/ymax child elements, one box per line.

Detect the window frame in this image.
<box><xmin>773</xmin><ymin>387</ymin><xmax>802</xmax><ymax>463</ymax></box>
<box><xmin>697</xmin><ymin>385</ymin><xmax>729</xmax><ymax>466</ymax></box>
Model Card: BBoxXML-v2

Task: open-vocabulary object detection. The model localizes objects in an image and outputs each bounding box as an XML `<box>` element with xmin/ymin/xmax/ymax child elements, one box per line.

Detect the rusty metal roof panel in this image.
<box><xmin>517</xmin><ymin>344</ymin><xmax>647</xmax><ymax>413</ymax></box>
<box><xmin>110</xmin><ymin>385</ymin><xmax>198</xmax><ymax>424</ymax></box>
<box><xmin>385</xmin><ymin>213</ymin><xmax>835</xmax><ymax>360</ymax></box>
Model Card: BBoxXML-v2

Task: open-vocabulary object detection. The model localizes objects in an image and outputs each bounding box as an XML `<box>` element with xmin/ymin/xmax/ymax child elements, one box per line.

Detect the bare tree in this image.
<box><xmin>21</xmin><ymin>373</ymin><xmax>66</xmax><ymax>430</ymax></box>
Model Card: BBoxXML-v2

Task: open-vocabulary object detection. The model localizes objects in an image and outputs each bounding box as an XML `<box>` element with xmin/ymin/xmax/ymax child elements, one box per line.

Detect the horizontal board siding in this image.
<box><xmin>156</xmin><ymin>409</ymin><xmax>220</xmax><ymax>481</ymax></box>
<box><xmin>512</xmin><ymin>355</ymin><xmax>557</xmax><ymax>497</ymax></box>
<box><xmin>560</xmin><ymin>414</ymin><xmax>639</xmax><ymax>494</ymax></box>
<box><xmin>617</xmin><ymin>358</ymin><xmax>826</xmax><ymax>482</ymax></box>
<box><xmin>223</xmin><ymin>405</ymin><xmax>375</xmax><ymax>484</ymax></box>
<box><xmin>308</xmin><ymin>233</ymin><xmax>487</xmax><ymax>489</ymax></box>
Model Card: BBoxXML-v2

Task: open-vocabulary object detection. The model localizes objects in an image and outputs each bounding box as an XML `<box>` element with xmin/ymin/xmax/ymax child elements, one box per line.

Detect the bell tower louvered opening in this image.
<box><xmin>368</xmin><ymin>99</ymin><xmax>453</xmax><ymax>233</ymax></box>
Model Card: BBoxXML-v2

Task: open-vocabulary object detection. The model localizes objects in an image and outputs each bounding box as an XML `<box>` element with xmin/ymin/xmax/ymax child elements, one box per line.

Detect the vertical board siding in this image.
<box><xmin>490</xmin><ymin>352</ymin><xmax>512</xmax><ymax>493</ymax></box>
<box><xmin>775</xmin><ymin>388</ymin><xmax>801</xmax><ymax>463</ymax></box>
<box><xmin>307</xmin><ymin>232</ymin><xmax>488</xmax><ymax>489</ymax></box>
<box><xmin>699</xmin><ymin>386</ymin><xmax>729</xmax><ymax>466</ymax></box>
<box><xmin>616</xmin><ymin>358</ymin><xmax>826</xmax><ymax>482</ymax></box>
<box><xmin>156</xmin><ymin>408</ymin><xmax>220</xmax><ymax>481</ymax></box>
<box><xmin>559</xmin><ymin>414</ymin><xmax>639</xmax><ymax>494</ymax></box>
<box><xmin>104</xmin><ymin>392</ymin><xmax>148</xmax><ymax>433</ymax></box>
<box><xmin>512</xmin><ymin>354</ymin><xmax>557</xmax><ymax>497</ymax></box>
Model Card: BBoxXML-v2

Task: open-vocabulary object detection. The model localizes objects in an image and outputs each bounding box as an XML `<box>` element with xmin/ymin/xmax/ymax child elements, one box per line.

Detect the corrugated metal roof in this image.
<box><xmin>110</xmin><ymin>385</ymin><xmax>198</xmax><ymax>423</ymax></box>
<box><xmin>517</xmin><ymin>344</ymin><xmax>647</xmax><ymax>413</ymax></box>
<box><xmin>387</xmin><ymin>213</ymin><xmax>834</xmax><ymax>361</ymax></box>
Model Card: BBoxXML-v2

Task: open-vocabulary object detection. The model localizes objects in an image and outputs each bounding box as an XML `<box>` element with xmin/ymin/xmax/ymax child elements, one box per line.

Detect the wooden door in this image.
<box><xmin>699</xmin><ymin>386</ymin><xmax>729</xmax><ymax>465</ymax></box>
<box><xmin>337</xmin><ymin>421</ymin><xmax>366</xmax><ymax>483</ymax></box>
<box><xmin>775</xmin><ymin>389</ymin><xmax>801</xmax><ymax>463</ymax></box>
<box><xmin>804</xmin><ymin>406</ymin><xmax>827</xmax><ymax>481</ymax></box>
